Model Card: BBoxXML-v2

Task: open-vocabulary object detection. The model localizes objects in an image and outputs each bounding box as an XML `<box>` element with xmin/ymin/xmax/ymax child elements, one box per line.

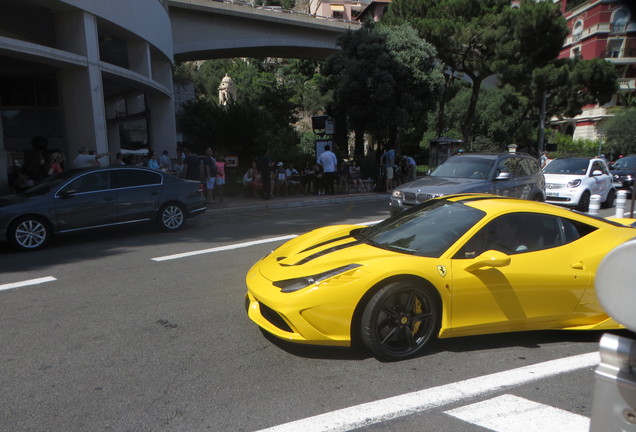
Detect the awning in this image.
<box><xmin>330</xmin><ymin>4</ymin><xmax>345</xmax><ymax>12</ymax></box>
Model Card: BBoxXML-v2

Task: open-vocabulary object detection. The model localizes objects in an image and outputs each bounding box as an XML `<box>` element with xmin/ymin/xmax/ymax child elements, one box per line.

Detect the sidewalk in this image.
<box><xmin>203</xmin><ymin>191</ymin><xmax>389</xmax><ymax>216</ymax></box>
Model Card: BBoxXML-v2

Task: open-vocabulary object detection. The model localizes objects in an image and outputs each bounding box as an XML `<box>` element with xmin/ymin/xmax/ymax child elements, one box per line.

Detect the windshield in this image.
<box><xmin>355</xmin><ymin>199</ymin><xmax>485</xmax><ymax>258</ymax></box>
<box><xmin>430</xmin><ymin>157</ymin><xmax>495</xmax><ymax>179</ymax></box>
<box><xmin>21</xmin><ymin>170</ymin><xmax>82</xmax><ymax>196</ymax></box>
<box><xmin>543</xmin><ymin>159</ymin><xmax>588</xmax><ymax>175</ymax></box>
<box><xmin>613</xmin><ymin>157</ymin><xmax>636</xmax><ymax>170</ymax></box>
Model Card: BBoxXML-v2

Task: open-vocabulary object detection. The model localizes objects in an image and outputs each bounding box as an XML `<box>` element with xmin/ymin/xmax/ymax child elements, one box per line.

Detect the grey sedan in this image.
<box><xmin>0</xmin><ymin>166</ymin><xmax>207</xmax><ymax>251</ymax></box>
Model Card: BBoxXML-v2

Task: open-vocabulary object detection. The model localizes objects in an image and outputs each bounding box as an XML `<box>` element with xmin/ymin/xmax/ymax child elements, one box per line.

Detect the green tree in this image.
<box><xmin>179</xmin><ymin>58</ymin><xmax>302</xmax><ymax>165</ymax></box>
<box><xmin>601</xmin><ymin>108</ymin><xmax>636</xmax><ymax>156</ymax></box>
<box><xmin>384</xmin><ymin>0</ymin><xmax>568</xmax><ymax>148</ymax></box>
<box><xmin>321</xmin><ymin>22</ymin><xmax>442</xmax><ymax>156</ymax></box>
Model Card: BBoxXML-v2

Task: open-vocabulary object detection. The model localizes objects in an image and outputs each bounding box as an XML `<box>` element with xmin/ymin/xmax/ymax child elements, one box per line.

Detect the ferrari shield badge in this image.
<box><xmin>437</xmin><ymin>265</ymin><xmax>447</xmax><ymax>277</ymax></box>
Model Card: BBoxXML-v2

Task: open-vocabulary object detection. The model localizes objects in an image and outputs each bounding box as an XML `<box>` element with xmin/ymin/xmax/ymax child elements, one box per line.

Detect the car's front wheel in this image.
<box><xmin>158</xmin><ymin>203</ymin><xmax>185</xmax><ymax>230</ymax></box>
<box><xmin>576</xmin><ymin>190</ymin><xmax>591</xmax><ymax>212</ymax></box>
<box><xmin>9</xmin><ymin>216</ymin><xmax>51</xmax><ymax>251</ymax></box>
<box><xmin>361</xmin><ymin>281</ymin><xmax>440</xmax><ymax>361</ymax></box>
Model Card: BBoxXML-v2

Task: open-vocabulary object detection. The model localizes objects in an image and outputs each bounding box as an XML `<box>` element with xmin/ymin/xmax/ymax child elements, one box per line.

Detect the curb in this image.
<box><xmin>203</xmin><ymin>193</ymin><xmax>389</xmax><ymax>216</ymax></box>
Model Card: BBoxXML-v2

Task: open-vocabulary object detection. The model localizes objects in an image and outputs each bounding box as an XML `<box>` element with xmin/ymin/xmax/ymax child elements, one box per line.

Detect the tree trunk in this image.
<box><xmin>462</xmin><ymin>74</ymin><xmax>483</xmax><ymax>149</ymax></box>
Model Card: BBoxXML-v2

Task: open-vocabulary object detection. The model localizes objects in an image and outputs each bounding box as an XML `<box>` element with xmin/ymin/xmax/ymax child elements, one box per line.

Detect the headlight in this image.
<box><xmin>392</xmin><ymin>190</ymin><xmax>403</xmax><ymax>199</ymax></box>
<box><xmin>274</xmin><ymin>264</ymin><xmax>362</xmax><ymax>293</ymax></box>
<box><xmin>567</xmin><ymin>179</ymin><xmax>582</xmax><ymax>188</ymax></box>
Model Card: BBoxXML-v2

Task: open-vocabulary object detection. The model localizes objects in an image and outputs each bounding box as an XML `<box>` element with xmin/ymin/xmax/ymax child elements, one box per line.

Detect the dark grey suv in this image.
<box><xmin>389</xmin><ymin>153</ymin><xmax>545</xmax><ymax>215</ymax></box>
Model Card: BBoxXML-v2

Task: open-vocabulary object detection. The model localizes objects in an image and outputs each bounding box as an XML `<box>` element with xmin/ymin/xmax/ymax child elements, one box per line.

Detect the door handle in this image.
<box><xmin>103</xmin><ymin>196</ymin><xmax>114</xmax><ymax>202</ymax></box>
<box><xmin>571</xmin><ymin>262</ymin><xmax>585</xmax><ymax>270</ymax></box>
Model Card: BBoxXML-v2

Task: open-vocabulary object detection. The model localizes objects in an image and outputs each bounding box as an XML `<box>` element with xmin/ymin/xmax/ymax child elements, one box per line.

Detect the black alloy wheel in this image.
<box><xmin>159</xmin><ymin>203</ymin><xmax>185</xmax><ymax>230</ymax></box>
<box><xmin>9</xmin><ymin>216</ymin><xmax>51</xmax><ymax>251</ymax></box>
<box><xmin>361</xmin><ymin>281</ymin><xmax>440</xmax><ymax>361</ymax></box>
<box><xmin>576</xmin><ymin>190</ymin><xmax>591</xmax><ymax>212</ymax></box>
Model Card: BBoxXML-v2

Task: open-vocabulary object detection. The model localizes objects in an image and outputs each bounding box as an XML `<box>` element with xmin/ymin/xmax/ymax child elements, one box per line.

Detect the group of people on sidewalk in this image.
<box><xmin>244</xmin><ymin>145</ymin><xmax>369</xmax><ymax>200</ymax></box>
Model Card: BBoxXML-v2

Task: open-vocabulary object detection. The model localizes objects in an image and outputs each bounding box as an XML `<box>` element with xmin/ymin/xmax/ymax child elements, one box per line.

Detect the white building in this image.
<box><xmin>0</xmin><ymin>0</ymin><xmax>176</xmax><ymax>192</ymax></box>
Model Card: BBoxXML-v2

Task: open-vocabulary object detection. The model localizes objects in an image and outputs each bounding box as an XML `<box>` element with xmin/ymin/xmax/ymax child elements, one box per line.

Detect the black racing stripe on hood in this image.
<box><xmin>293</xmin><ymin>240</ymin><xmax>360</xmax><ymax>266</ymax></box>
<box><xmin>299</xmin><ymin>234</ymin><xmax>353</xmax><ymax>254</ymax></box>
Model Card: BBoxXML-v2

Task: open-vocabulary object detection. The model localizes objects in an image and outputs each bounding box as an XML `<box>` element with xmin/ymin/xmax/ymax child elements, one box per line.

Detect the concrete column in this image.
<box><xmin>148</xmin><ymin>57</ymin><xmax>176</xmax><ymax>154</ymax></box>
<box><xmin>55</xmin><ymin>11</ymin><xmax>109</xmax><ymax>164</ymax></box>
<box><xmin>147</xmin><ymin>93</ymin><xmax>177</xmax><ymax>155</ymax></box>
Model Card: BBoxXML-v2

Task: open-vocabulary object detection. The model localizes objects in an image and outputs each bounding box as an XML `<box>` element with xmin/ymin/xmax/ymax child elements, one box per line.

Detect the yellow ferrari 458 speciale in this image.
<box><xmin>245</xmin><ymin>194</ymin><xmax>635</xmax><ymax>361</ymax></box>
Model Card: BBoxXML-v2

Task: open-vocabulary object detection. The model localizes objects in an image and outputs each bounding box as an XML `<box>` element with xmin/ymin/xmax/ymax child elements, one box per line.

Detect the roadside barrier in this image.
<box><xmin>615</xmin><ymin>190</ymin><xmax>628</xmax><ymax>218</ymax></box>
<box><xmin>589</xmin><ymin>194</ymin><xmax>601</xmax><ymax>216</ymax></box>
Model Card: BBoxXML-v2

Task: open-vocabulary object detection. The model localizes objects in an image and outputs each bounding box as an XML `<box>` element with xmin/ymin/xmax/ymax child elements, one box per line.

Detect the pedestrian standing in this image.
<box><xmin>183</xmin><ymin>147</ymin><xmax>201</xmax><ymax>181</ymax></box>
<box><xmin>317</xmin><ymin>144</ymin><xmax>337</xmax><ymax>195</ymax></box>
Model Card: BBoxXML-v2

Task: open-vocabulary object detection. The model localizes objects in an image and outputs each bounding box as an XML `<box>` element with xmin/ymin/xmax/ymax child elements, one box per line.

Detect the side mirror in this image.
<box><xmin>592</xmin><ymin>170</ymin><xmax>603</xmax><ymax>177</ymax></box>
<box><xmin>464</xmin><ymin>250</ymin><xmax>511</xmax><ymax>272</ymax></box>
<box><xmin>495</xmin><ymin>172</ymin><xmax>511</xmax><ymax>181</ymax></box>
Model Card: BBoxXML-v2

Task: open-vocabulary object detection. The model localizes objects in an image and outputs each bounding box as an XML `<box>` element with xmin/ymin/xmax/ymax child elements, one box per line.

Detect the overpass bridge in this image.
<box><xmin>168</xmin><ymin>0</ymin><xmax>361</xmax><ymax>61</ymax></box>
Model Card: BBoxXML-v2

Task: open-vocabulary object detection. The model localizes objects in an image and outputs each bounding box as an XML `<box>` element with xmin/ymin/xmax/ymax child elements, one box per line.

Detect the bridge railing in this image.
<box><xmin>216</xmin><ymin>0</ymin><xmax>361</xmax><ymax>25</ymax></box>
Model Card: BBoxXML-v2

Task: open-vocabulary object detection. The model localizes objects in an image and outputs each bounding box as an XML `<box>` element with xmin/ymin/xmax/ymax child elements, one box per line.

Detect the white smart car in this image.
<box><xmin>543</xmin><ymin>157</ymin><xmax>615</xmax><ymax>211</ymax></box>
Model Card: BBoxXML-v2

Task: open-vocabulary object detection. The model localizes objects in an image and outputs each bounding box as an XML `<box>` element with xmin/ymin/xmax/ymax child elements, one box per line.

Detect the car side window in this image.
<box><xmin>64</xmin><ymin>171</ymin><xmax>110</xmax><ymax>194</ymax></box>
<box><xmin>112</xmin><ymin>169</ymin><xmax>162</xmax><ymax>188</ymax></box>
<box><xmin>520</xmin><ymin>157</ymin><xmax>539</xmax><ymax>176</ymax></box>
<box><xmin>496</xmin><ymin>157</ymin><xmax>525</xmax><ymax>179</ymax></box>
<box><xmin>454</xmin><ymin>213</ymin><xmax>592</xmax><ymax>259</ymax></box>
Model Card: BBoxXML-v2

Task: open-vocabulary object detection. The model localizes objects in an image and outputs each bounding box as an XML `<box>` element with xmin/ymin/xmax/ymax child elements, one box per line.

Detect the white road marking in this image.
<box><xmin>256</xmin><ymin>352</ymin><xmax>599</xmax><ymax>432</ymax></box>
<box><xmin>445</xmin><ymin>394</ymin><xmax>590</xmax><ymax>432</ymax></box>
<box><xmin>152</xmin><ymin>235</ymin><xmax>298</xmax><ymax>262</ymax></box>
<box><xmin>0</xmin><ymin>276</ymin><xmax>57</xmax><ymax>292</ymax></box>
<box><xmin>151</xmin><ymin>220</ymin><xmax>382</xmax><ymax>262</ymax></box>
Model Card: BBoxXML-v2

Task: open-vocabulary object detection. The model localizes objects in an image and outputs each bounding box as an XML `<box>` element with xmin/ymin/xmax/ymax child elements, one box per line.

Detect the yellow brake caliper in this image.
<box><xmin>412</xmin><ymin>296</ymin><xmax>422</xmax><ymax>335</ymax></box>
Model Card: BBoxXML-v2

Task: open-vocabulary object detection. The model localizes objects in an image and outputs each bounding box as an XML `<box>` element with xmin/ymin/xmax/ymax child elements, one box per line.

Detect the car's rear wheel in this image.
<box><xmin>576</xmin><ymin>190</ymin><xmax>591</xmax><ymax>212</ymax></box>
<box><xmin>9</xmin><ymin>216</ymin><xmax>51</xmax><ymax>251</ymax></box>
<box><xmin>158</xmin><ymin>203</ymin><xmax>185</xmax><ymax>230</ymax></box>
<box><xmin>360</xmin><ymin>281</ymin><xmax>440</xmax><ymax>361</ymax></box>
<box><xmin>602</xmin><ymin>188</ymin><xmax>616</xmax><ymax>209</ymax></box>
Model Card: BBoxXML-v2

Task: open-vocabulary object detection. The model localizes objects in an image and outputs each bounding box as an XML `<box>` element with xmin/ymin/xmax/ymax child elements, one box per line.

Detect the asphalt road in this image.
<box><xmin>0</xmin><ymin>200</ymin><xmax>630</xmax><ymax>431</ymax></box>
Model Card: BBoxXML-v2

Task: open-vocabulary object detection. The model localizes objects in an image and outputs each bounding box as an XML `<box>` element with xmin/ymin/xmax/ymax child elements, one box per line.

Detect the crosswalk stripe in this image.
<box><xmin>445</xmin><ymin>394</ymin><xmax>590</xmax><ymax>432</ymax></box>
<box><xmin>255</xmin><ymin>352</ymin><xmax>598</xmax><ymax>432</ymax></box>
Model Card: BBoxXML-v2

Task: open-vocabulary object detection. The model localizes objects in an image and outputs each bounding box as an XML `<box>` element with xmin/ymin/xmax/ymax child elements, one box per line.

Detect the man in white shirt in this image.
<box><xmin>73</xmin><ymin>146</ymin><xmax>111</xmax><ymax>168</ymax></box>
<box><xmin>317</xmin><ymin>145</ymin><xmax>337</xmax><ymax>195</ymax></box>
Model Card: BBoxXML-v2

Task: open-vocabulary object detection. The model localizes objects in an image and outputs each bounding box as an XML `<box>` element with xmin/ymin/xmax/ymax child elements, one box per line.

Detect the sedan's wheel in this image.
<box><xmin>576</xmin><ymin>190</ymin><xmax>591</xmax><ymax>212</ymax></box>
<box><xmin>9</xmin><ymin>217</ymin><xmax>50</xmax><ymax>251</ymax></box>
<box><xmin>159</xmin><ymin>203</ymin><xmax>185</xmax><ymax>230</ymax></box>
<box><xmin>602</xmin><ymin>188</ymin><xmax>616</xmax><ymax>209</ymax></box>
<box><xmin>361</xmin><ymin>282</ymin><xmax>440</xmax><ymax>361</ymax></box>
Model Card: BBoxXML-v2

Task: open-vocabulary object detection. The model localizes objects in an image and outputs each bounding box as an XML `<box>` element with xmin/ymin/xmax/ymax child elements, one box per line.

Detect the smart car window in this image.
<box><xmin>356</xmin><ymin>200</ymin><xmax>485</xmax><ymax>257</ymax></box>
<box><xmin>112</xmin><ymin>169</ymin><xmax>162</xmax><ymax>188</ymax></box>
<box><xmin>454</xmin><ymin>212</ymin><xmax>578</xmax><ymax>259</ymax></box>
<box><xmin>543</xmin><ymin>159</ymin><xmax>588</xmax><ymax>175</ymax></box>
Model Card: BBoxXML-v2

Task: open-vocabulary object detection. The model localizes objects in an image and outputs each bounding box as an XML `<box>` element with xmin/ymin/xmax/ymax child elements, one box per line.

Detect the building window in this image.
<box><xmin>571</xmin><ymin>47</ymin><xmax>581</xmax><ymax>59</ymax></box>
<box><xmin>572</xmin><ymin>20</ymin><xmax>583</xmax><ymax>42</ymax></box>
<box><xmin>606</xmin><ymin>39</ymin><xmax>624</xmax><ymax>58</ymax></box>
<box><xmin>610</xmin><ymin>8</ymin><xmax>630</xmax><ymax>33</ymax></box>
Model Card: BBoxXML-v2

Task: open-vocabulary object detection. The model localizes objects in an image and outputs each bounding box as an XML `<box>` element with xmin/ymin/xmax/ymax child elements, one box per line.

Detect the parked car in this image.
<box><xmin>543</xmin><ymin>157</ymin><xmax>615</xmax><ymax>212</ymax></box>
<box><xmin>245</xmin><ymin>194</ymin><xmax>635</xmax><ymax>361</ymax></box>
<box><xmin>0</xmin><ymin>166</ymin><xmax>207</xmax><ymax>251</ymax></box>
<box><xmin>610</xmin><ymin>154</ymin><xmax>636</xmax><ymax>196</ymax></box>
<box><xmin>389</xmin><ymin>153</ymin><xmax>545</xmax><ymax>215</ymax></box>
